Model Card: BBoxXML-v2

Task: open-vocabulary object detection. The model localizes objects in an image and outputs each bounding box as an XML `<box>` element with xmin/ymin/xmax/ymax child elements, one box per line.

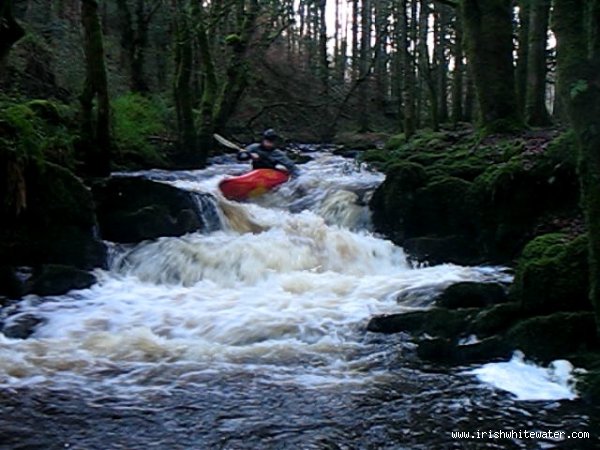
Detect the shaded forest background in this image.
<box><xmin>1</xmin><ymin>0</ymin><xmax>561</xmax><ymax>167</ymax></box>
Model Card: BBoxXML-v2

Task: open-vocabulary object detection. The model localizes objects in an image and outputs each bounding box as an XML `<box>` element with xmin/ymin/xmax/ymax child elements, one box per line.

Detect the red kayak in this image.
<box><xmin>219</xmin><ymin>169</ymin><xmax>290</xmax><ymax>201</ymax></box>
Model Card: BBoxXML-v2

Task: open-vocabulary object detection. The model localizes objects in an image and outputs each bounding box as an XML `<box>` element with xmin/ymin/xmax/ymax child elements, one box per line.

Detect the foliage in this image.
<box><xmin>112</xmin><ymin>93</ymin><xmax>168</xmax><ymax>168</ymax></box>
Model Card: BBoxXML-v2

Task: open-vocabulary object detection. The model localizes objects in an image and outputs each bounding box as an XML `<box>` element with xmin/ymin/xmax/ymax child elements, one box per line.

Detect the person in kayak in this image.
<box><xmin>237</xmin><ymin>129</ymin><xmax>299</xmax><ymax>177</ymax></box>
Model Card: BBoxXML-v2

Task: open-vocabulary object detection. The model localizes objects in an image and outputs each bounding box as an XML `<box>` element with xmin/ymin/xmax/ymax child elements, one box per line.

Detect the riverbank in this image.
<box><xmin>363</xmin><ymin>127</ymin><xmax>600</xmax><ymax>401</ymax></box>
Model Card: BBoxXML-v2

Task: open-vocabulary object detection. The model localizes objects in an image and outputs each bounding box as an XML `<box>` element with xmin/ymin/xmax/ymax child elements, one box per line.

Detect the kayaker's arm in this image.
<box><xmin>271</xmin><ymin>150</ymin><xmax>300</xmax><ymax>177</ymax></box>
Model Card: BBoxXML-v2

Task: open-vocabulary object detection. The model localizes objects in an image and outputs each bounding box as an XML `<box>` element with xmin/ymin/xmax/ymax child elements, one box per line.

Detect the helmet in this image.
<box><xmin>262</xmin><ymin>129</ymin><xmax>279</xmax><ymax>141</ymax></box>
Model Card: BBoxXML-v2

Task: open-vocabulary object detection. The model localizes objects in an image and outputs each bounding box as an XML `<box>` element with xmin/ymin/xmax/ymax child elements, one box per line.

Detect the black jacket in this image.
<box><xmin>237</xmin><ymin>143</ymin><xmax>299</xmax><ymax>176</ymax></box>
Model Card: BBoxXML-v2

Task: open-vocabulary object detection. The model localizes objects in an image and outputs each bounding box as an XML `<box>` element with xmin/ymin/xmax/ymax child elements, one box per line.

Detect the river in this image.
<box><xmin>0</xmin><ymin>151</ymin><xmax>596</xmax><ymax>449</ymax></box>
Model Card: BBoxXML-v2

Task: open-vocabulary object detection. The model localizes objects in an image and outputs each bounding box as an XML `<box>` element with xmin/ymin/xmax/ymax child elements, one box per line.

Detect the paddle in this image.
<box><xmin>213</xmin><ymin>133</ymin><xmax>244</xmax><ymax>152</ymax></box>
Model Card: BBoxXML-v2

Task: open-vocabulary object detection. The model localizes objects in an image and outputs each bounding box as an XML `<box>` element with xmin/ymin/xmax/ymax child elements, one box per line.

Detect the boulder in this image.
<box><xmin>370</xmin><ymin>162</ymin><xmax>428</xmax><ymax>241</ymax></box>
<box><xmin>93</xmin><ymin>176</ymin><xmax>220</xmax><ymax>243</ymax></box>
<box><xmin>416</xmin><ymin>336</ymin><xmax>512</xmax><ymax>365</ymax></box>
<box><xmin>436</xmin><ymin>282</ymin><xmax>508</xmax><ymax>309</ymax></box>
<box><xmin>1</xmin><ymin>314</ymin><xmax>43</xmax><ymax>339</ymax></box>
<box><xmin>506</xmin><ymin>312</ymin><xmax>598</xmax><ymax>364</ymax></box>
<box><xmin>0</xmin><ymin>265</ymin><xmax>96</xmax><ymax>299</ymax></box>
<box><xmin>469</xmin><ymin>303</ymin><xmax>523</xmax><ymax>337</ymax></box>
<box><xmin>0</xmin><ymin>161</ymin><xmax>106</xmax><ymax>270</ymax></box>
<box><xmin>367</xmin><ymin>308</ymin><xmax>478</xmax><ymax>338</ymax></box>
<box><xmin>511</xmin><ymin>234</ymin><xmax>590</xmax><ymax>314</ymax></box>
<box><xmin>27</xmin><ymin>265</ymin><xmax>96</xmax><ymax>297</ymax></box>
<box><xmin>403</xmin><ymin>236</ymin><xmax>482</xmax><ymax>266</ymax></box>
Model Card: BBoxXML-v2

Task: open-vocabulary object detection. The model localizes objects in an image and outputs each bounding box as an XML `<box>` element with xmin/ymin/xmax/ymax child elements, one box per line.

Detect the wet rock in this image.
<box><xmin>469</xmin><ymin>303</ymin><xmax>523</xmax><ymax>338</ymax></box>
<box><xmin>28</xmin><ymin>265</ymin><xmax>96</xmax><ymax>297</ymax></box>
<box><xmin>511</xmin><ymin>234</ymin><xmax>590</xmax><ymax>314</ymax></box>
<box><xmin>0</xmin><ymin>266</ymin><xmax>25</xmax><ymax>299</ymax></box>
<box><xmin>370</xmin><ymin>162</ymin><xmax>428</xmax><ymax>242</ymax></box>
<box><xmin>367</xmin><ymin>308</ymin><xmax>478</xmax><ymax>338</ymax></box>
<box><xmin>416</xmin><ymin>336</ymin><xmax>512</xmax><ymax>365</ymax></box>
<box><xmin>93</xmin><ymin>177</ymin><xmax>218</xmax><ymax>243</ymax></box>
<box><xmin>436</xmin><ymin>282</ymin><xmax>508</xmax><ymax>309</ymax></box>
<box><xmin>0</xmin><ymin>162</ymin><xmax>107</xmax><ymax>270</ymax></box>
<box><xmin>506</xmin><ymin>312</ymin><xmax>598</xmax><ymax>364</ymax></box>
<box><xmin>0</xmin><ymin>265</ymin><xmax>95</xmax><ymax>299</ymax></box>
<box><xmin>1</xmin><ymin>314</ymin><xmax>43</xmax><ymax>339</ymax></box>
<box><xmin>403</xmin><ymin>236</ymin><xmax>482</xmax><ymax>266</ymax></box>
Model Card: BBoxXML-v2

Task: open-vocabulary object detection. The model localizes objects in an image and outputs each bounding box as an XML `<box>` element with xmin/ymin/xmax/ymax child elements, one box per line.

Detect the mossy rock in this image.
<box><xmin>0</xmin><ymin>161</ymin><xmax>106</xmax><ymax>270</ymax></box>
<box><xmin>416</xmin><ymin>336</ymin><xmax>512</xmax><ymax>365</ymax></box>
<box><xmin>506</xmin><ymin>312</ymin><xmax>598</xmax><ymax>364</ymax></box>
<box><xmin>469</xmin><ymin>303</ymin><xmax>523</xmax><ymax>337</ymax></box>
<box><xmin>93</xmin><ymin>177</ymin><xmax>219</xmax><ymax>243</ymax></box>
<box><xmin>436</xmin><ymin>282</ymin><xmax>508</xmax><ymax>309</ymax></box>
<box><xmin>409</xmin><ymin>177</ymin><xmax>477</xmax><ymax>238</ymax></box>
<box><xmin>403</xmin><ymin>235</ymin><xmax>482</xmax><ymax>266</ymax></box>
<box><xmin>367</xmin><ymin>308</ymin><xmax>479</xmax><ymax>338</ymax></box>
<box><xmin>578</xmin><ymin>369</ymin><xmax>600</xmax><ymax>403</ymax></box>
<box><xmin>370</xmin><ymin>162</ymin><xmax>428</xmax><ymax>241</ymax></box>
<box><xmin>511</xmin><ymin>234</ymin><xmax>590</xmax><ymax>314</ymax></box>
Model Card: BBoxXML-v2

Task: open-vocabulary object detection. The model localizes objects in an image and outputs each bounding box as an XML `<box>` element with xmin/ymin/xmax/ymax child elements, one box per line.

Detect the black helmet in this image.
<box><xmin>262</xmin><ymin>129</ymin><xmax>279</xmax><ymax>141</ymax></box>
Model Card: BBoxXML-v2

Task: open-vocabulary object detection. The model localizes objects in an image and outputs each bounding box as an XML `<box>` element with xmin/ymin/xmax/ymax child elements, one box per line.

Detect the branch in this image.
<box><xmin>433</xmin><ymin>0</ymin><xmax>459</xmax><ymax>8</ymax></box>
<box><xmin>143</xmin><ymin>0</ymin><xmax>163</xmax><ymax>24</ymax></box>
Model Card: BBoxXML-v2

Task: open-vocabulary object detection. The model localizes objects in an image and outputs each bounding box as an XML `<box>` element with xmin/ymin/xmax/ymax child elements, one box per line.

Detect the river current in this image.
<box><xmin>0</xmin><ymin>151</ymin><xmax>596</xmax><ymax>449</ymax></box>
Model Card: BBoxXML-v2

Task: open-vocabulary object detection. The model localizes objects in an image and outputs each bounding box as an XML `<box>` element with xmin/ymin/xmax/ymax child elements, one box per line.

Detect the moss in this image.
<box><xmin>506</xmin><ymin>312</ymin><xmax>598</xmax><ymax>363</ymax></box>
<box><xmin>370</xmin><ymin>162</ymin><xmax>428</xmax><ymax>240</ymax></box>
<box><xmin>409</xmin><ymin>177</ymin><xmax>477</xmax><ymax>237</ymax></box>
<box><xmin>470</xmin><ymin>303</ymin><xmax>523</xmax><ymax>337</ymax></box>
<box><xmin>384</xmin><ymin>133</ymin><xmax>406</xmax><ymax>150</ymax></box>
<box><xmin>511</xmin><ymin>234</ymin><xmax>591</xmax><ymax>314</ymax></box>
<box><xmin>518</xmin><ymin>233</ymin><xmax>570</xmax><ymax>261</ymax></box>
<box><xmin>112</xmin><ymin>93</ymin><xmax>168</xmax><ymax>168</ymax></box>
<box><xmin>436</xmin><ymin>282</ymin><xmax>507</xmax><ymax>309</ymax></box>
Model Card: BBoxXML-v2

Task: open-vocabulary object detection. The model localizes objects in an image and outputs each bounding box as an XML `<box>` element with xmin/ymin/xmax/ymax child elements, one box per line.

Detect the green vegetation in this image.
<box><xmin>112</xmin><ymin>93</ymin><xmax>169</xmax><ymax>168</ymax></box>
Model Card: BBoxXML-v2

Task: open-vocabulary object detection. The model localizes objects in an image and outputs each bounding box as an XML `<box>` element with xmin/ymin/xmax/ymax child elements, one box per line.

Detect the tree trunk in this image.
<box><xmin>318</xmin><ymin>0</ymin><xmax>329</xmax><ymax>94</ymax></box>
<box><xmin>80</xmin><ymin>0</ymin><xmax>111</xmax><ymax>176</ymax></box>
<box><xmin>358</xmin><ymin>0</ymin><xmax>371</xmax><ymax>132</ymax></box>
<box><xmin>212</xmin><ymin>0</ymin><xmax>260</xmax><ymax>131</ymax></box>
<box><xmin>525</xmin><ymin>0</ymin><xmax>551</xmax><ymax>126</ymax></box>
<box><xmin>0</xmin><ymin>0</ymin><xmax>25</xmax><ymax>64</ymax></box>
<box><xmin>553</xmin><ymin>0</ymin><xmax>600</xmax><ymax>336</ymax></box>
<box><xmin>460</xmin><ymin>0</ymin><xmax>522</xmax><ymax>132</ymax></box>
<box><xmin>434</xmin><ymin>3</ymin><xmax>449</xmax><ymax>123</ymax></box>
<box><xmin>419</xmin><ymin>0</ymin><xmax>438</xmax><ymax>131</ymax></box>
<box><xmin>515</xmin><ymin>0</ymin><xmax>529</xmax><ymax>116</ymax></box>
<box><xmin>172</xmin><ymin>0</ymin><xmax>197</xmax><ymax>165</ymax></box>
<box><xmin>400</xmin><ymin>0</ymin><xmax>416</xmax><ymax>138</ymax></box>
<box><xmin>451</xmin><ymin>13</ymin><xmax>464</xmax><ymax>124</ymax></box>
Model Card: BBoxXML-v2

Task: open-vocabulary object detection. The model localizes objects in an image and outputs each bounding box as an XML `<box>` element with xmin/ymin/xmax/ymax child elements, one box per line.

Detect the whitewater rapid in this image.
<box><xmin>0</xmin><ymin>153</ymin><xmax>577</xmax><ymax>404</ymax></box>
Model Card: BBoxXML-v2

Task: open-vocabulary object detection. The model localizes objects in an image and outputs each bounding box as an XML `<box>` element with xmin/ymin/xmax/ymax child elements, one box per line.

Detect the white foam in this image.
<box><xmin>466</xmin><ymin>351</ymin><xmax>580</xmax><ymax>401</ymax></box>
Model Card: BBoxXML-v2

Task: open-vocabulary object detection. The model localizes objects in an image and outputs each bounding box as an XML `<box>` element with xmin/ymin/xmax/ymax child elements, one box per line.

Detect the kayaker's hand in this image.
<box><xmin>274</xmin><ymin>164</ymin><xmax>288</xmax><ymax>172</ymax></box>
<box><xmin>250</xmin><ymin>153</ymin><xmax>260</xmax><ymax>160</ymax></box>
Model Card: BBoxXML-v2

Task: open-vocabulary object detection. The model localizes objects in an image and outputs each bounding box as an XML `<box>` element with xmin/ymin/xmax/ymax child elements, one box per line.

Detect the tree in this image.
<box><xmin>115</xmin><ymin>0</ymin><xmax>162</xmax><ymax>92</ymax></box>
<box><xmin>553</xmin><ymin>0</ymin><xmax>600</xmax><ymax>336</ymax></box>
<box><xmin>460</xmin><ymin>0</ymin><xmax>522</xmax><ymax>132</ymax></box>
<box><xmin>172</xmin><ymin>0</ymin><xmax>197</xmax><ymax>166</ymax></box>
<box><xmin>525</xmin><ymin>0</ymin><xmax>551</xmax><ymax>126</ymax></box>
<box><xmin>0</xmin><ymin>0</ymin><xmax>25</xmax><ymax>64</ymax></box>
<box><xmin>80</xmin><ymin>0</ymin><xmax>111</xmax><ymax>176</ymax></box>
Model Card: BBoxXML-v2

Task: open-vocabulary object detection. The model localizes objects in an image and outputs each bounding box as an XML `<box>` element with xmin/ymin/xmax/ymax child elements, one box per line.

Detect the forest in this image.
<box><xmin>1</xmin><ymin>0</ymin><xmax>600</xmax><ymax>447</ymax></box>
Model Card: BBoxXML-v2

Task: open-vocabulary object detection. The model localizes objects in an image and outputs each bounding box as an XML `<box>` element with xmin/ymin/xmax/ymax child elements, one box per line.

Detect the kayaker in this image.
<box><xmin>237</xmin><ymin>129</ymin><xmax>299</xmax><ymax>177</ymax></box>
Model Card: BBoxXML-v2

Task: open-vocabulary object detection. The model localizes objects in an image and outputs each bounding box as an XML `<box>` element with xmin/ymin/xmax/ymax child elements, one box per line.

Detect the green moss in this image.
<box><xmin>370</xmin><ymin>162</ymin><xmax>428</xmax><ymax>239</ymax></box>
<box><xmin>506</xmin><ymin>312</ymin><xmax>597</xmax><ymax>363</ymax></box>
<box><xmin>511</xmin><ymin>234</ymin><xmax>591</xmax><ymax>314</ymax></box>
<box><xmin>518</xmin><ymin>233</ymin><xmax>570</xmax><ymax>261</ymax></box>
<box><xmin>384</xmin><ymin>133</ymin><xmax>406</xmax><ymax>150</ymax></box>
<box><xmin>112</xmin><ymin>93</ymin><xmax>168</xmax><ymax>168</ymax></box>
